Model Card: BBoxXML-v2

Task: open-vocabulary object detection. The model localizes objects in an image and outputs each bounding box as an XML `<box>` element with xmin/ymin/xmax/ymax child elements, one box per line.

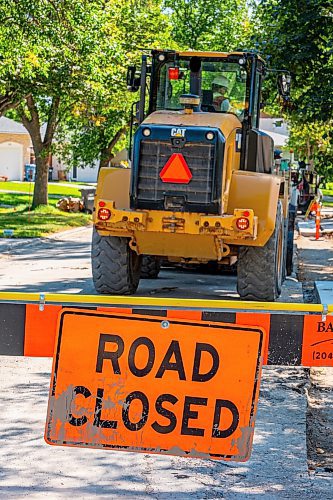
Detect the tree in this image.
<box><xmin>0</xmin><ymin>0</ymin><xmax>130</xmax><ymax>207</ymax></box>
<box><xmin>252</xmin><ymin>0</ymin><xmax>333</xmax><ymax>121</ymax></box>
<box><xmin>57</xmin><ymin>0</ymin><xmax>173</xmax><ymax>172</ymax></box>
<box><xmin>164</xmin><ymin>0</ymin><xmax>249</xmax><ymax>51</ymax></box>
<box><xmin>288</xmin><ymin>121</ymin><xmax>333</xmax><ymax>180</ymax></box>
<box><xmin>251</xmin><ymin>0</ymin><xmax>333</xmax><ymax>179</ymax></box>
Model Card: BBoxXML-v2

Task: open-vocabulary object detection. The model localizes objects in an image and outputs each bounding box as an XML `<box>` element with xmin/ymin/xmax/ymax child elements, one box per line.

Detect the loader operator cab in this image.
<box><xmin>155</xmin><ymin>57</ymin><xmax>246</xmax><ymax>118</ymax></box>
<box><xmin>127</xmin><ymin>51</ymin><xmax>270</xmax><ymax>174</ymax></box>
<box><xmin>128</xmin><ymin>50</ymin><xmax>263</xmax><ymax>131</ymax></box>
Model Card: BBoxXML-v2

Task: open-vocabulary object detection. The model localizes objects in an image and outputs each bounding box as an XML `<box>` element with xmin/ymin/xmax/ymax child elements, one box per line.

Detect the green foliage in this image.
<box><xmin>252</xmin><ymin>0</ymin><xmax>333</xmax><ymax>180</ymax></box>
<box><xmin>54</xmin><ymin>0</ymin><xmax>173</xmax><ymax>169</ymax></box>
<box><xmin>253</xmin><ymin>0</ymin><xmax>333</xmax><ymax>121</ymax></box>
<box><xmin>163</xmin><ymin>0</ymin><xmax>249</xmax><ymax>50</ymax></box>
<box><xmin>288</xmin><ymin>121</ymin><xmax>333</xmax><ymax>180</ymax></box>
<box><xmin>0</xmin><ymin>0</ymin><xmax>122</xmax><ymax>205</ymax></box>
<box><xmin>0</xmin><ymin>0</ymin><xmax>111</xmax><ymax>112</ymax></box>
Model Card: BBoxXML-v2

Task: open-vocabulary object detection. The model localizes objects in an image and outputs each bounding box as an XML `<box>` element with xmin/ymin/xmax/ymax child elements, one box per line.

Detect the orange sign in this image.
<box><xmin>160</xmin><ymin>153</ymin><xmax>192</xmax><ymax>183</ymax></box>
<box><xmin>302</xmin><ymin>314</ymin><xmax>333</xmax><ymax>366</ymax></box>
<box><xmin>45</xmin><ymin>309</ymin><xmax>265</xmax><ymax>461</ymax></box>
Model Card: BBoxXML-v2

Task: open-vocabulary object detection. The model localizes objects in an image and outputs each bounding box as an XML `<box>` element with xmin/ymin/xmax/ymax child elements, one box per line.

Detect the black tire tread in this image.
<box><xmin>237</xmin><ymin>203</ymin><xmax>284</xmax><ymax>301</ymax></box>
<box><xmin>91</xmin><ymin>229</ymin><xmax>141</xmax><ymax>295</ymax></box>
<box><xmin>140</xmin><ymin>256</ymin><xmax>161</xmax><ymax>279</ymax></box>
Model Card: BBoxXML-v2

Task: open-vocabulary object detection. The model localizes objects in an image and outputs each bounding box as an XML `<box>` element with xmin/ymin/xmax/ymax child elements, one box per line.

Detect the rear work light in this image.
<box><xmin>236</xmin><ymin>217</ymin><xmax>250</xmax><ymax>230</ymax></box>
<box><xmin>98</xmin><ymin>208</ymin><xmax>111</xmax><ymax>221</ymax></box>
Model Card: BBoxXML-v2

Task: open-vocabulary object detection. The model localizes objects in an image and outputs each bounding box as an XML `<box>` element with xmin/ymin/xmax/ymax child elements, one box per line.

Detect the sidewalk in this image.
<box><xmin>0</xmin><ymin>226</ymin><xmax>91</xmax><ymax>254</ymax></box>
<box><xmin>296</xmin><ymin>216</ymin><xmax>333</xmax><ymax>474</ymax></box>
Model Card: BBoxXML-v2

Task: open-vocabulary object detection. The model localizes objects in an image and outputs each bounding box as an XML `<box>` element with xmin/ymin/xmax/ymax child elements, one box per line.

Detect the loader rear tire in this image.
<box><xmin>237</xmin><ymin>202</ymin><xmax>284</xmax><ymax>301</ymax></box>
<box><xmin>91</xmin><ymin>229</ymin><xmax>142</xmax><ymax>295</ymax></box>
<box><xmin>140</xmin><ymin>256</ymin><xmax>161</xmax><ymax>279</ymax></box>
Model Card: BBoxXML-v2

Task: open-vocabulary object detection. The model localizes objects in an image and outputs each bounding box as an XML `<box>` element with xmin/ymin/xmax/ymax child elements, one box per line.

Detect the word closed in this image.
<box><xmin>45</xmin><ymin>310</ymin><xmax>264</xmax><ymax>461</ymax></box>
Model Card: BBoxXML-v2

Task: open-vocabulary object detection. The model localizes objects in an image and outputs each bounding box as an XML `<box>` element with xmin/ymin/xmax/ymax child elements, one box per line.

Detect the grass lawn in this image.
<box><xmin>322</xmin><ymin>181</ymin><xmax>333</xmax><ymax>197</ymax></box>
<box><xmin>0</xmin><ymin>204</ymin><xmax>91</xmax><ymax>238</ymax></box>
<box><xmin>322</xmin><ymin>182</ymin><xmax>333</xmax><ymax>207</ymax></box>
<box><xmin>0</xmin><ymin>185</ymin><xmax>92</xmax><ymax>238</ymax></box>
<box><xmin>0</xmin><ymin>181</ymin><xmax>82</xmax><ymax>197</ymax></box>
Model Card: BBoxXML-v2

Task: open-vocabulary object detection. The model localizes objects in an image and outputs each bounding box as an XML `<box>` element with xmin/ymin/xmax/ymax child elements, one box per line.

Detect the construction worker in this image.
<box><xmin>212</xmin><ymin>75</ymin><xmax>231</xmax><ymax>112</ymax></box>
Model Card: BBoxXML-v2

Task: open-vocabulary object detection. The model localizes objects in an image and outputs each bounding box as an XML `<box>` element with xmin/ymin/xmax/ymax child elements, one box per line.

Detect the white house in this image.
<box><xmin>0</xmin><ymin>117</ymin><xmax>32</xmax><ymax>181</ymax></box>
<box><xmin>260</xmin><ymin>115</ymin><xmax>290</xmax><ymax>156</ymax></box>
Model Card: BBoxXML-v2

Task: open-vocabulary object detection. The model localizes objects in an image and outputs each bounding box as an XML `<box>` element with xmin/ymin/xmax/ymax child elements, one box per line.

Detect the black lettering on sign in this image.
<box><xmin>96</xmin><ymin>334</ymin><xmax>124</xmax><ymax>374</ymax></box>
<box><xmin>181</xmin><ymin>396</ymin><xmax>207</xmax><ymax>436</ymax></box>
<box><xmin>317</xmin><ymin>321</ymin><xmax>333</xmax><ymax>333</ymax></box>
<box><xmin>155</xmin><ymin>340</ymin><xmax>186</xmax><ymax>380</ymax></box>
<box><xmin>68</xmin><ymin>385</ymin><xmax>91</xmax><ymax>427</ymax></box>
<box><xmin>122</xmin><ymin>391</ymin><xmax>149</xmax><ymax>431</ymax></box>
<box><xmin>93</xmin><ymin>388</ymin><xmax>118</xmax><ymax>429</ymax></box>
<box><xmin>212</xmin><ymin>399</ymin><xmax>239</xmax><ymax>438</ymax></box>
<box><xmin>151</xmin><ymin>394</ymin><xmax>178</xmax><ymax>434</ymax></box>
<box><xmin>192</xmin><ymin>343</ymin><xmax>219</xmax><ymax>382</ymax></box>
<box><xmin>128</xmin><ymin>337</ymin><xmax>155</xmax><ymax>377</ymax></box>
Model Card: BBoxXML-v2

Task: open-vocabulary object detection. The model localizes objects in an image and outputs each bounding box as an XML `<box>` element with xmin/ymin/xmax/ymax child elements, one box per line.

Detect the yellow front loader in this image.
<box><xmin>92</xmin><ymin>50</ymin><xmax>292</xmax><ymax>301</ymax></box>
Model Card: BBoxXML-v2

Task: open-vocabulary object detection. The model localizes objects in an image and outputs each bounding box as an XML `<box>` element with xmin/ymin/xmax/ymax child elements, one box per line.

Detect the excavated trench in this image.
<box><xmin>297</xmin><ymin>239</ymin><xmax>333</xmax><ymax>475</ymax></box>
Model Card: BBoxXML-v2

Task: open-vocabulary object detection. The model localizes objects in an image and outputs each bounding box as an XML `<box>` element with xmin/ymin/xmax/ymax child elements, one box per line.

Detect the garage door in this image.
<box><xmin>0</xmin><ymin>143</ymin><xmax>23</xmax><ymax>181</ymax></box>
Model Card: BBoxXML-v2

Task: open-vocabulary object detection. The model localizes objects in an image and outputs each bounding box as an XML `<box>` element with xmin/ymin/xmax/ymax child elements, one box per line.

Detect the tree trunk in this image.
<box><xmin>32</xmin><ymin>152</ymin><xmax>49</xmax><ymax>208</ymax></box>
<box><xmin>19</xmin><ymin>94</ymin><xmax>60</xmax><ymax>208</ymax></box>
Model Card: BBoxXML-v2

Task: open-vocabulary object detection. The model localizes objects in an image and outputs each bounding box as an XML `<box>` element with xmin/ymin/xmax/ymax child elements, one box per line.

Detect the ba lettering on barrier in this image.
<box><xmin>45</xmin><ymin>309</ymin><xmax>265</xmax><ymax>461</ymax></box>
<box><xmin>302</xmin><ymin>315</ymin><xmax>333</xmax><ymax>366</ymax></box>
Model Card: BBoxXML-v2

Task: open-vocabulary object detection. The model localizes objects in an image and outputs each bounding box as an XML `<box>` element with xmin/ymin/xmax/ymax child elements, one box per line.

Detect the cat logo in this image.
<box><xmin>171</xmin><ymin>128</ymin><xmax>186</xmax><ymax>138</ymax></box>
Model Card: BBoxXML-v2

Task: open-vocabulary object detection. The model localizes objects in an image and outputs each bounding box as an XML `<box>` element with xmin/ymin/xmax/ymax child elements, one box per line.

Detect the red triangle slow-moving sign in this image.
<box><xmin>160</xmin><ymin>153</ymin><xmax>192</xmax><ymax>184</ymax></box>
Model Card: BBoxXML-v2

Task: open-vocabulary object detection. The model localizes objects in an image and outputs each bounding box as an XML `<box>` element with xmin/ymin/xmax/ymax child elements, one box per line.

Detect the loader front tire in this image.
<box><xmin>140</xmin><ymin>255</ymin><xmax>161</xmax><ymax>279</ymax></box>
<box><xmin>237</xmin><ymin>202</ymin><xmax>284</xmax><ymax>301</ymax></box>
<box><xmin>92</xmin><ymin>229</ymin><xmax>142</xmax><ymax>295</ymax></box>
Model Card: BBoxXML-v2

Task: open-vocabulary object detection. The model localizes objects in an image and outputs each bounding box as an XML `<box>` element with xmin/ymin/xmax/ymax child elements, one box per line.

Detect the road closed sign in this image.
<box><xmin>45</xmin><ymin>309</ymin><xmax>265</xmax><ymax>461</ymax></box>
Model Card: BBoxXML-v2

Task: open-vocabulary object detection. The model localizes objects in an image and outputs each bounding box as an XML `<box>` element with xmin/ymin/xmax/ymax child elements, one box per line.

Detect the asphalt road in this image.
<box><xmin>0</xmin><ymin>226</ymin><xmax>302</xmax><ymax>302</ymax></box>
<box><xmin>0</xmin><ymin>227</ymin><xmax>332</xmax><ymax>498</ymax></box>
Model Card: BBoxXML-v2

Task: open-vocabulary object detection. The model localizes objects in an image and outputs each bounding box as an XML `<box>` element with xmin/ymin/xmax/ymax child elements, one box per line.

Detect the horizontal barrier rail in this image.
<box><xmin>0</xmin><ymin>292</ymin><xmax>332</xmax><ymax>367</ymax></box>
<box><xmin>0</xmin><ymin>291</ymin><xmax>332</xmax><ymax>313</ymax></box>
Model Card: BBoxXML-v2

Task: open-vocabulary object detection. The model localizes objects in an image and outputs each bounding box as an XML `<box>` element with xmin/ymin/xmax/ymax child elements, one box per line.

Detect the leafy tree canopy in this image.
<box><xmin>0</xmin><ymin>0</ymin><xmax>172</xmax><ymax>206</ymax></box>
<box><xmin>252</xmin><ymin>0</ymin><xmax>333</xmax><ymax>179</ymax></box>
<box><xmin>252</xmin><ymin>0</ymin><xmax>333</xmax><ymax>122</ymax></box>
<box><xmin>164</xmin><ymin>0</ymin><xmax>250</xmax><ymax>51</ymax></box>
<box><xmin>58</xmin><ymin>0</ymin><xmax>174</xmax><ymax>171</ymax></box>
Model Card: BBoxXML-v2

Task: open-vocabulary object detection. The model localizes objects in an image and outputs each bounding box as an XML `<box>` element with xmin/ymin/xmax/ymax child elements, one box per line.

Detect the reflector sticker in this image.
<box><xmin>160</xmin><ymin>153</ymin><xmax>192</xmax><ymax>184</ymax></box>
